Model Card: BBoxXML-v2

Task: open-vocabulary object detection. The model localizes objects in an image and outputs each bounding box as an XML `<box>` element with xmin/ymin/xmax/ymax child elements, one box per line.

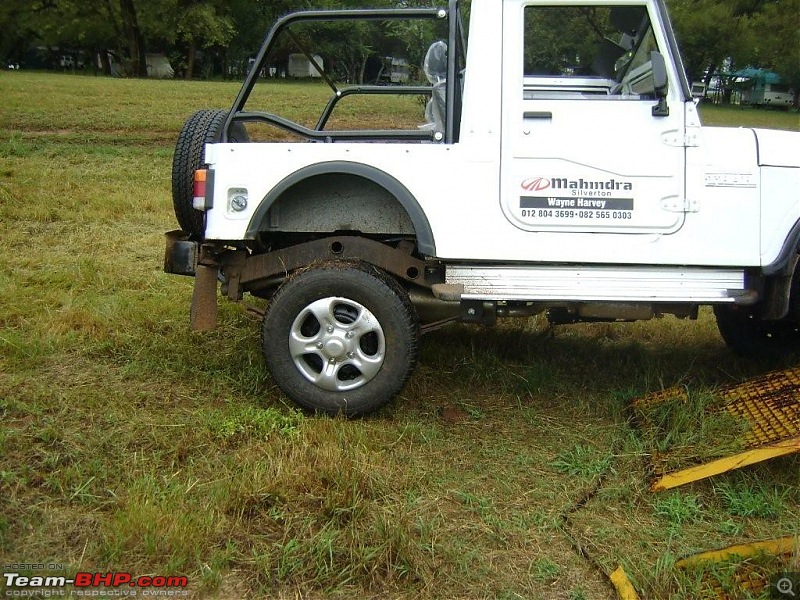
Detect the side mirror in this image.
<box><xmin>651</xmin><ymin>51</ymin><xmax>670</xmax><ymax>116</ymax></box>
<box><xmin>691</xmin><ymin>81</ymin><xmax>706</xmax><ymax>103</ymax></box>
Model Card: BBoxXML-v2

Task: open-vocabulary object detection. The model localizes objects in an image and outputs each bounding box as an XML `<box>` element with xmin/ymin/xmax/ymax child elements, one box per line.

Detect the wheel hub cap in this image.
<box><xmin>323</xmin><ymin>338</ymin><xmax>347</xmax><ymax>359</ymax></box>
<box><xmin>289</xmin><ymin>297</ymin><xmax>386</xmax><ymax>392</ymax></box>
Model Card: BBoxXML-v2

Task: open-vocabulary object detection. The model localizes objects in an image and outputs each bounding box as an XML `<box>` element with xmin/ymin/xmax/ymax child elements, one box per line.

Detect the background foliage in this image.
<box><xmin>1</xmin><ymin>0</ymin><xmax>798</xmax><ymax>98</ymax></box>
<box><xmin>668</xmin><ymin>0</ymin><xmax>800</xmax><ymax>97</ymax></box>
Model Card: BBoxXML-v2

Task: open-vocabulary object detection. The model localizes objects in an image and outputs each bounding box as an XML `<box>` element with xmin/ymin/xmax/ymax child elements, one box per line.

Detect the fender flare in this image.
<box><xmin>763</xmin><ymin>219</ymin><xmax>800</xmax><ymax>276</ymax></box>
<box><xmin>245</xmin><ymin>161</ymin><xmax>436</xmax><ymax>256</ymax></box>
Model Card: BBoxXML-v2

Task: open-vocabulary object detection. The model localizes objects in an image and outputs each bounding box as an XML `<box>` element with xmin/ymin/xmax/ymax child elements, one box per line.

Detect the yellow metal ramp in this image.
<box><xmin>632</xmin><ymin>367</ymin><xmax>800</xmax><ymax>491</ymax></box>
<box><xmin>675</xmin><ymin>536</ymin><xmax>799</xmax><ymax>600</ymax></box>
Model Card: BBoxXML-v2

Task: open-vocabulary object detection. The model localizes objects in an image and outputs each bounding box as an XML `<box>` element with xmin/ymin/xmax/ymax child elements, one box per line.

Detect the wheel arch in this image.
<box><xmin>758</xmin><ymin>219</ymin><xmax>800</xmax><ymax>320</ymax></box>
<box><xmin>763</xmin><ymin>218</ymin><xmax>800</xmax><ymax>277</ymax></box>
<box><xmin>245</xmin><ymin>161</ymin><xmax>436</xmax><ymax>256</ymax></box>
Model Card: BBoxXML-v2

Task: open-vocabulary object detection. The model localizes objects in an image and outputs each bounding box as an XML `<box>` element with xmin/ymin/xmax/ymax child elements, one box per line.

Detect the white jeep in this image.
<box><xmin>164</xmin><ymin>0</ymin><xmax>800</xmax><ymax>416</ymax></box>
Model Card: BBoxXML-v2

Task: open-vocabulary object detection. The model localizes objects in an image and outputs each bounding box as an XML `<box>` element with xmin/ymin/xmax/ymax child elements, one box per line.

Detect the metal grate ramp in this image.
<box><xmin>632</xmin><ymin>367</ymin><xmax>800</xmax><ymax>491</ymax></box>
<box><xmin>725</xmin><ymin>368</ymin><xmax>800</xmax><ymax>446</ymax></box>
<box><xmin>675</xmin><ymin>536</ymin><xmax>799</xmax><ymax>600</ymax></box>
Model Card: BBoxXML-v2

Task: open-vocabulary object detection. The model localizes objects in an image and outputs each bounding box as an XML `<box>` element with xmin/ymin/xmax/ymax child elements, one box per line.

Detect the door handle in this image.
<box><xmin>523</xmin><ymin>111</ymin><xmax>552</xmax><ymax>119</ymax></box>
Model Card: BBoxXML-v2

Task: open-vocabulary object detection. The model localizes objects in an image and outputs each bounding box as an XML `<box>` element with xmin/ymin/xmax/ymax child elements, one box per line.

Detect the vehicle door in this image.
<box><xmin>500</xmin><ymin>1</ymin><xmax>688</xmax><ymax>235</ymax></box>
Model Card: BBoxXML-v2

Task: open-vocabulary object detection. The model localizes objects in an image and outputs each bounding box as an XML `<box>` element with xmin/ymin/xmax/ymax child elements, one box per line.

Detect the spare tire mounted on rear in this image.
<box><xmin>171</xmin><ymin>109</ymin><xmax>248</xmax><ymax>238</ymax></box>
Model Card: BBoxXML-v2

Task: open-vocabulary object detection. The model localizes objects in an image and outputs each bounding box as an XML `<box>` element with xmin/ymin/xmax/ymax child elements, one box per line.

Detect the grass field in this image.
<box><xmin>1</xmin><ymin>72</ymin><xmax>799</xmax><ymax>599</ymax></box>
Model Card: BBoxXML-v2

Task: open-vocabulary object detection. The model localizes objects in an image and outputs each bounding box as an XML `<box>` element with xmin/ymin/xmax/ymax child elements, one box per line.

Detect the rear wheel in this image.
<box><xmin>261</xmin><ymin>262</ymin><xmax>419</xmax><ymax>417</ymax></box>
<box><xmin>714</xmin><ymin>305</ymin><xmax>800</xmax><ymax>358</ymax></box>
<box><xmin>171</xmin><ymin>109</ymin><xmax>248</xmax><ymax>237</ymax></box>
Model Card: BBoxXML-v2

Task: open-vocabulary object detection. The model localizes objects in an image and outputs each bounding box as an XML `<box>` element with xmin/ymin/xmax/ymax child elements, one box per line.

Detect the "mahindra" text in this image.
<box><xmin>551</xmin><ymin>178</ymin><xmax>633</xmax><ymax>191</ymax></box>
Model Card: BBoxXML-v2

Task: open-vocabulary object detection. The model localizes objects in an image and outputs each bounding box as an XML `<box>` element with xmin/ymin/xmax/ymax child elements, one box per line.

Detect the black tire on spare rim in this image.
<box><xmin>261</xmin><ymin>262</ymin><xmax>420</xmax><ymax>417</ymax></box>
<box><xmin>171</xmin><ymin>109</ymin><xmax>248</xmax><ymax>237</ymax></box>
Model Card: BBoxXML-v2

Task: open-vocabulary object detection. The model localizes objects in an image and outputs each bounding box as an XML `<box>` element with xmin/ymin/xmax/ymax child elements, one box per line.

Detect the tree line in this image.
<box><xmin>1</xmin><ymin>0</ymin><xmax>797</xmax><ymax>101</ymax></box>
<box><xmin>669</xmin><ymin>0</ymin><xmax>799</xmax><ymax>103</ymax></box>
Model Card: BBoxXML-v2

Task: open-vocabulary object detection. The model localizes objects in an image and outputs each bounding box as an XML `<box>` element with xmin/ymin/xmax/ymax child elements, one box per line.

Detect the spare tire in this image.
<box><xmin>171</xmin><ymin>109</ymin><xmax>248</xmax><ymax>237</ymax></box>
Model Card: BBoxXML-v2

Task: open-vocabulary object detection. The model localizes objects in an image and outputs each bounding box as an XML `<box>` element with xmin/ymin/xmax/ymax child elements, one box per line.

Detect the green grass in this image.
<box><xmin>635</xmin><ymin>389</ymin><xmax>751</xmax><ymax>472</ymax></box>
<box><xmin>1</xmin><ymin>72</ymin><xmax>799</xmax><ymax>599</ymax></box>
<box><xmin>699</xmin><ymin>103</ymin><xmax>800</xmax><ymax>131</ymax></box>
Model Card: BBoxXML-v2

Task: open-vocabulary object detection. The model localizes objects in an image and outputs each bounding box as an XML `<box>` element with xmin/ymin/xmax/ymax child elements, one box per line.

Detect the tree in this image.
<box><xmin>142</xmin><ymin>0</ymin><xmax>235</xmax><ymax>79</ymax></box>
<box><xmin>0</xmin><ymin>0</ymin><xmax>142</xmax><ymax>75</ymax></box>
<box><xmin>667</xmin><ymin>0</ymin><xmax>743</xmax><ymax>85</ymax></box>
<box><xmin>118</xmin><ymin>0</ymin><xmax>147</xmax><ymax>75</ymax></box>
<box><xmin>747</xmin><ymin>0</ymin><xmax>800</xmax><ymax>105</ymax></box>
<box><xmin>667</xmin><ymin>0</ymin><xmax>800</xmax><ymax>106</ymax></box>
<box><xmin>0</xmin><ymin>0</ymin><xmax>119</xmax><ymax>71</ymax></box>
<box><xmin>0</xmin><ymin>0</ymin><xmax>452</xmax><ymax>78</ymax></box>
<box><xmin>0</xmin><ymin>1</ymin><xmax>50</xmax><ymax>66</ymax></box>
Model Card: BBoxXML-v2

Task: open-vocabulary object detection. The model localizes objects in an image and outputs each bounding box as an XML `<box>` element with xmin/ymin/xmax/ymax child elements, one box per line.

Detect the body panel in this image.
<box><xmin>761</xmin><ymin>166</ymin><xmax>800</xmax><ymax>266</ymax></box>
<box><xmin>199</xmin><ymin>0</ymin><xmax>800</xmax><ymax>272</ymax></box>
<box><xmin>754</xmin><ymin>128</ymin><xmax>800</xmax><ymax>168</ymax></box>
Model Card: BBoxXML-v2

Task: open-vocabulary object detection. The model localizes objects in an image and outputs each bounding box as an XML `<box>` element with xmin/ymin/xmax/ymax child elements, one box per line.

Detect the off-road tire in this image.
<box><xmin>261</xmin><ymin>262</ymin><xmax>419</xmax><ymax>417</ymax></box>
<box><xmin>171</xmin><ymin>109</ymin><xmax>247</xmax><ymax>237</ymax></box>
<box><xmin>714</xmin><ymin>305</ymin><xmax>800</xmax><ymax>358</ymax></box>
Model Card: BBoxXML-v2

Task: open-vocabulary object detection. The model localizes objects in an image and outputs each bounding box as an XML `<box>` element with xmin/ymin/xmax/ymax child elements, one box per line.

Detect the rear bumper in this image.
<box><xmin>164</xmin><ymin>230</ymin><xmax>198</xmax><ymax>276</ymax></box>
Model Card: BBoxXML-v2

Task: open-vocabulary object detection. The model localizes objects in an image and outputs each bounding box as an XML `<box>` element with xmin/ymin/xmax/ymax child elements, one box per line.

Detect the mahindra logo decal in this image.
<box><xmin>521</xmin><ymin>177</ymin><xmax>551</xmax><ymax>192</ymax></box>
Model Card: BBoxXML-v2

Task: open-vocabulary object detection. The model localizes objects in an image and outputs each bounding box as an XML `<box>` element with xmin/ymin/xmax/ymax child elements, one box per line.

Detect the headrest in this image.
<box><xmin>424</xmin><ymin>41</ymin><xmax>448</xmax><ymax>83</ymax></box>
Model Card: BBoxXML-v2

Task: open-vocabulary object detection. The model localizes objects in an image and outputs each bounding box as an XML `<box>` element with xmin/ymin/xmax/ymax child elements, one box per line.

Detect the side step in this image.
<box><xmin>444</xmin><ymin>265</ymin><xmax>752</xmax><ymax>304</ymax></box>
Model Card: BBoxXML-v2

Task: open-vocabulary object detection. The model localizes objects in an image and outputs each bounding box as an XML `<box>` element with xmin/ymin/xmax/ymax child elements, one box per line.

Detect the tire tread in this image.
<box><xmin>261</xmin><ymin>262</ymin><xmax>419</xmax><ymax>417</ymax></box>
<box><xmin>171</xmin><ymin>109</ymin><xmax>246</xmax><ymax>236</ymax></box>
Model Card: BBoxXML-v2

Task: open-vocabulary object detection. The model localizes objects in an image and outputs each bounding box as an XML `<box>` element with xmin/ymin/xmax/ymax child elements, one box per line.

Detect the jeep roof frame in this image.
<box><xmin>221</xmin><ymin>0</ymin><xmax>465</xmax><ymax>144</ymax></box>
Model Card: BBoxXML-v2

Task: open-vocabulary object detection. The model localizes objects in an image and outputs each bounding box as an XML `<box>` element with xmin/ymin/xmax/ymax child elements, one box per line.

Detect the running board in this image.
<box><xmin>443</xmin><ymin>265</ymin><xmax>753</xmax><ymax>304</ymax></box>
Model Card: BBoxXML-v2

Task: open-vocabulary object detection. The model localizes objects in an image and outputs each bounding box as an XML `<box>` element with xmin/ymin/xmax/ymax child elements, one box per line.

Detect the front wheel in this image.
<box><xmin>261</xmin><ymin>263</ymin><xmax>420</xmax><ymax>417</ymax></box>
<box><xmin>714</xmin><ymin>305</ymin><xmax>800</xmax><ymax>358</ymax></box>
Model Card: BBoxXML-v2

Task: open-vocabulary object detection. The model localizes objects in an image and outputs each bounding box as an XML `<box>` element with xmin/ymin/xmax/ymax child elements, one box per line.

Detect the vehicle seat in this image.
<box><xmin>423</xmin><ymin>41</ymin><xmax>448</xmax><ymax>134</ymax></box>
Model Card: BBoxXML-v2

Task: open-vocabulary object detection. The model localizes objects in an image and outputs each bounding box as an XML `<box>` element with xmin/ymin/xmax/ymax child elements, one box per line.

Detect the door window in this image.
<box><xmin>523</xmin><ymin>5</ymin><xmax>662</xmax><ymax>99</ymax></box>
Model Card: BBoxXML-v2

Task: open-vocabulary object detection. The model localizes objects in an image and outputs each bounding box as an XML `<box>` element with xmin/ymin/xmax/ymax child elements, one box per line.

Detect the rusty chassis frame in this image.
<box><xmin>171</xmin><ymin>234</ymin><xmax>442</xmax><ymax>330</ymax></box>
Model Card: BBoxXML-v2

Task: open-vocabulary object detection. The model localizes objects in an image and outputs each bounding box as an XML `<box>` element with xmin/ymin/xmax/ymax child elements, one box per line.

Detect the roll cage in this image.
<box><xmin>221</xmin><ymin>0</ymin><xmax>467</xmax><ymax>144</ymax></box>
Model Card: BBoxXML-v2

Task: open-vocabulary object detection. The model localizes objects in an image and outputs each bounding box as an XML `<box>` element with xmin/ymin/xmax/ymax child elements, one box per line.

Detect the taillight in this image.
<box><xmin>192</xmin><ymin>169</ymin><xmax>208</xmax><ymax>210</ymax></box>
